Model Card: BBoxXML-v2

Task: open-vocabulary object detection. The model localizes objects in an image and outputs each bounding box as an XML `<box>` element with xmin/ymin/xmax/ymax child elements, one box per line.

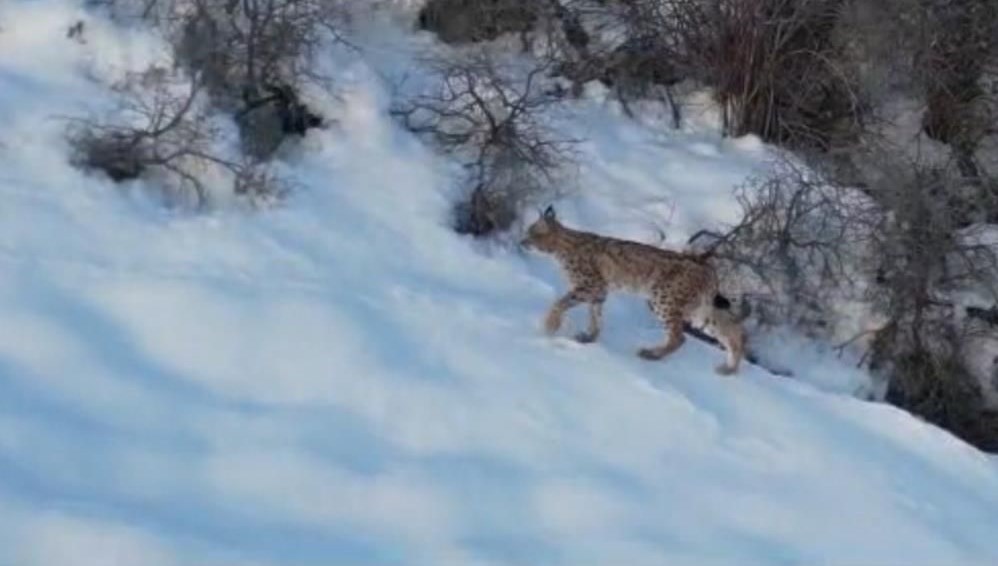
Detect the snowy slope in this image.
<box><xmin>2</xmin><ymin>2</ymin><xmax>998</xmax><ymax>565</ymax></box>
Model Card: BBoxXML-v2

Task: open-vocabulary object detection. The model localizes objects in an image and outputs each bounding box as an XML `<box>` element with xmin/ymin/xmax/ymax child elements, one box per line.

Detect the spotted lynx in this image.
<box><xmin>522</xmin><ymin>206</ymin><xmax>745</xmax><ymax>375</ymax></box>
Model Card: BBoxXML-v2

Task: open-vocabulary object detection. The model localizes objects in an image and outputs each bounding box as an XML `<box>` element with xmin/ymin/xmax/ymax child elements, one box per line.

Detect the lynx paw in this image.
<box><xmin>715</xmin><ymin>364</ymin><xmax>737</xmax><ymax>376</ymax></box>
<box><xmin>638</xmin><ymin>347</ymin><xmax>666</xmax><ymax>360</ymax></box>
<box><xmin>544</xmin><ymin>313</ymin><xmax>562</xmax><ymax>336</ymax></box>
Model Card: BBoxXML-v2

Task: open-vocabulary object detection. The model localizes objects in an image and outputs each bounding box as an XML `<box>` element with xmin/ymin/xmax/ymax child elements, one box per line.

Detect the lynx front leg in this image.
<box><xmin>638</xmin><ymin>311</ymin><xmax>685</xmax><ymax>360</ymax></box>
<box><xmin>574</xmin><ymin>301</ymin><xmax>604</xmax><ymax>343</ymax></box>
<box><xmin>544</xmin><ymin>291</ymin><xmax>583</xmax><ymax>335</ymax></box>
<box><xmin>544</xmin><ymin>284</ymin><xmax>606</xmax><ymax>339</ymax></box>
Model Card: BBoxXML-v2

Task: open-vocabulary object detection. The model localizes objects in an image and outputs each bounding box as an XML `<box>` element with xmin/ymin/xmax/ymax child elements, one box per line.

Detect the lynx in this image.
<box><xmin>522</xmin><ymin>206</ymin><xmax>745</xmax><ymax>375</ymax></box>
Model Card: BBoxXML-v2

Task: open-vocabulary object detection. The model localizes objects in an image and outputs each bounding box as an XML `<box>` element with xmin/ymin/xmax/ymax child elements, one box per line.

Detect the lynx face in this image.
<box><xmin>520</xmin><ymin>209</ymin><xmax>561</xmax><ymax>252</ymax></box>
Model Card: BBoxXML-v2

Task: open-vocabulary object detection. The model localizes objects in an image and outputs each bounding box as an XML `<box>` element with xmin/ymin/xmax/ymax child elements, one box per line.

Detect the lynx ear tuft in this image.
<box><xmin>543</xmin><ymin>205</ymin><xmax>556</xmax><ymax>220</ymax></box>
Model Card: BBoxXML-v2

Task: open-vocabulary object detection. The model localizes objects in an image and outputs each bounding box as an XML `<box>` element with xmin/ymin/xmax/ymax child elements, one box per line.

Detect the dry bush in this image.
<box><xmin>535</xmin><ymin>0</ymin><xmax>862</xmax><ymax>141</ymax></box>
<box><xmin>413</xmin><ymin>0</ymin><xmax>676</xmax><ymax>122</ymax></box>
<box><xmin>689</xmin><ymin>160</ymin><xmax>878</xmax><ymax>334</ymax></box>
<box><xmin>174</xmin><ymin>0</ymin><xmax>346</xmax><ymax>99</ymax></box>
<box><xmin>82</xmin><ymin>0</ymin><xmax>340</xmax><ymax>159</ymax></box>
<box><xmin>392</xmin><ymin>51</ymin><xmax>578</xmax><ymax>236</ymax></box>
<box><xmin>415</xmin><ymin>0</ymin><xmax>592</xmax><ymax>55</ymax></box>
<box><xmin>587</xmin><ymin>0</ymin><xmax>862</xmax><ymax>150</ymax></box>
<box><xmin>524</xmin><ymin>0</ymin><xmax>687</xmax><ymax>124</ymax></box>
<box><xmin>173</xmin><ymin>0</ymin><xmax>345</xmax><ymax>156</ymax></box>
<box><xmin>914</xmin><ymin>0</ymin><xmax>998</xmax><ymax>180</ymax></box>
<box><xmin>597</xmin><ymin>37</ymin><xmax>683</xmax><ymax>123</ymax></box>
<box><xmin>872</xmin><ymin>319</ymin><xmax>998</xmax><ymax>452</ymax></box>
<box><xmin>878</xmin><ymin>340</ymin><xmax>998</xmax><ymax>451</ymax></box>
<box><xmin>864</xmin><ymin>158</ymin><xmax>998</xmax><ymax>450</ymax></box>
<box><xmin>67</xmin><ymin>67</ymin><xmax>287</xmax><ymax>207</ymax></box>
<box><xmin>700</xmin><ymin>0</ymin><xmax>858</xmax><ymax>149</ymax></box>
<box><xmin>416</xmin><ymin>0</ymin><xmax>540</xmax><ymax>45</ymax></box>
<box><xmin>692</xmin><ymin>150</ymin><xmax>998</xmax><ymax>450</ymax></box>
<box><xmin>88</xmin><ymin>0</ymin><xmax>348</xmax><ymax>98</ymax></box>
<box><xmin>94</xmin><ymin>0</ymin><xmax>342</xmax><ymax>160</ymax></box>
<box><xmin>840</xmin><ymin>0</ymin><xmax>998</xmax><ymax>181</ymax></box>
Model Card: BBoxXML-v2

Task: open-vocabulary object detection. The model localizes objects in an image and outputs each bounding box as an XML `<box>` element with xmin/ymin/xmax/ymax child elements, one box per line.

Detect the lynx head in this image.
<box><xmin>521</xmin><ymin>205</ymin><xmax>562</xmax><ymax>252</ymax></box>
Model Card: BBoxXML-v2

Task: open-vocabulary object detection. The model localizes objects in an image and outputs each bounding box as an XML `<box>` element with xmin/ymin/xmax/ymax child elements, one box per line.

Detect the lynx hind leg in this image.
<box><xmin>639</xmin><ymin>287</ymin><xmax>686</xmax><ymax>360</ymax></box>
<box><xmin>708</xmin><ymin>308</ymin><xmax>745</xmax><ymax>375</ymax></box>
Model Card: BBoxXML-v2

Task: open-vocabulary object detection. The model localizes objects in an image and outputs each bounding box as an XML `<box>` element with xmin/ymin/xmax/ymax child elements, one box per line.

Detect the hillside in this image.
<box><xmin>1</xmin><ymin>1</ymin><xmax>998</xmax><ymax>564</ymax></box>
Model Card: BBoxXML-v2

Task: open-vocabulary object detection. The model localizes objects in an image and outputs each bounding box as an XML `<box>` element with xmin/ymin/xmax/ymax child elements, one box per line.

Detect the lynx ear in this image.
<box><xmin>543</xmin><ymin>205</ymin><xmax>556</xmax><ymax>220</ymax></box>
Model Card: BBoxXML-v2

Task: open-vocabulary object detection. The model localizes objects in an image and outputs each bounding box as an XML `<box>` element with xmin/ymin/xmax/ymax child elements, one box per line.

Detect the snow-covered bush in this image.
<box><xmin>690</xmin><ymin>159</ymin><xmax>878</xmax><ymax>338</ymax></box>
<box><xmin>689</xmin><ymin>149</ymin><xmax>998</xmax><ymax>449</ymax></box>
<box><xmin>67</xmin><ymin>66</ymin><xmax>287</xmax><ymax>207</ymax></box>
<box><xmin>88</xmin><ymin>0</ymin><xmax>343</xmax><ymax>159</ymax></box>
<box><xmin>862</xmin><ymin>158</ymin><xmax>998</xmax><ymax>448</ymax></box>
<box><xmin>172</xmin><ymin>0</ymin><xmax>343</xmax><ymax>157</ymax></box>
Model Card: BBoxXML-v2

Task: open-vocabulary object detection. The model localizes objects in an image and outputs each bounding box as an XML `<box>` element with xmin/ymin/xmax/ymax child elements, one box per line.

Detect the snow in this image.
<box><xmin>2</xmin><ymin>1</ymin><xmax>998</xmax><ymax>564</ymax></box>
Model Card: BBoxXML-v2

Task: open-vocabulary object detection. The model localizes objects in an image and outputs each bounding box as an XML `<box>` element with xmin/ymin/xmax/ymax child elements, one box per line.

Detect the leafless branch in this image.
<box><xmin>67</xmin><ymin>66</ymin><xmax>287</xmax><ymax>207</ymax></box>
<box><xmin>392</xmin><ymin>50</ymin><xmax>580</xmax><ymax>236</ymax></box>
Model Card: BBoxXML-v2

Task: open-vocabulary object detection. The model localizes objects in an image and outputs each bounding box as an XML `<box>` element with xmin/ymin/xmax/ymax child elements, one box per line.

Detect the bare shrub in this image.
<box><xmin>232</xmin><ymin>160</ymin><xmax>291</xmax><ymax>205</ymax></box>
<box><xmin>871</xmin><ymin>315</ymin><xmax>998</xmax><ymax>451</ymax></box>
<box><xmin>689</xmin><ymin>159</ymin><xmax>878</xmax><ymax>334</ymax></box>
<box><xmin>867</xmin><ymin>160</ymin><xmax>998</xmax><ymax>335</ymax></box>
<box><xmin>531</xmin><ymin>0</ymin><xmax>686</xmax><ymax>124</ymax></box>
<box><xmin>175</xmin><ymin>0</ymin><xmax>346</xmax><ymax>99</ymax></box>
<box><xmin>914</xmin><ymin>0</ymin><xmax>998</xmax><ymax>180</ymax></box>
<box><xmin>588</xmin><ymin>0</ymin><xmax>862</xmax><ymax>150</ymax></box>
<box><xmin>862</xmin><ymin>157</ymin><xmax>998</xmax><ymax>450</ymax></box>
<box><xmin>414</xmin><ymin>0</ymin><xmax>681</xmax><ymax>123</ymax></box>
<box><xmin>689</xmin><ymin>149</ymin><xmax>998</xmax><ymax>449</ymax></box>
<box><xmin>877</xmin><ymin>336</ymin><xmax>998</xmax><ymax>451</ymax></box>
<box><xmin>81</xmin><ymin>0</ymin><xmax>342</xmax><ymax>159</ymax></box>
<box><xmin>392</xmin><ymin>51</ymin><xmax>578</xmax><ymax>236</ymax></box>
<box><xmin>417</xmin><ymin>0</ymin><xmax>539</xmax><ymax>45</ymax></box>
<box><xmin>599</xmin><ymin>37</ymin><xmax>683</xmax><ymax>123</ymax></box>
<box><xmin>67</xmin><ymin>67</ymin><xmax>286</xmax><ymax>207</ymax></box>
<box><xmin>841</xmin><ymin>0</ymin><xmax>998</xmax><ymax>181</ymax></box>
<box><xmin>166</xmin><ymin>0</ymin><xmax>345</xmax><ymax>158</ymax></box>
